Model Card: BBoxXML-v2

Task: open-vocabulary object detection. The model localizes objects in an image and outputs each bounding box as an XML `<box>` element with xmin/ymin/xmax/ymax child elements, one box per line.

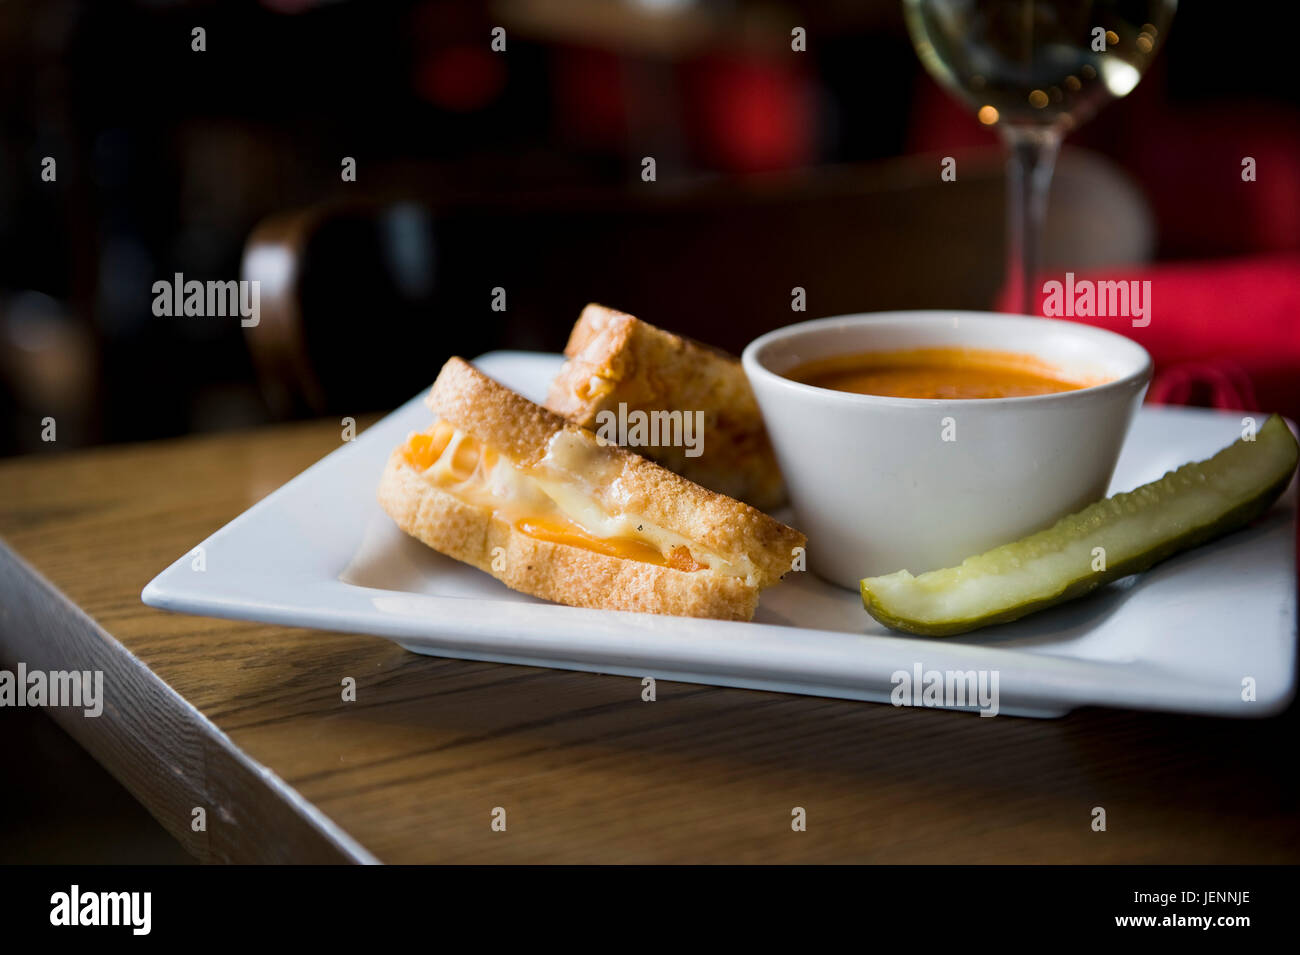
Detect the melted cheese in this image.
<box><xmin>400</xmin><ymin>424</ymin><xmax>750</xmax><ymax>579</ymax></box>
<box><xmin>514</xmin><ymin>517</ymin><xmax>672</xmax><ymax>566</ymax></box>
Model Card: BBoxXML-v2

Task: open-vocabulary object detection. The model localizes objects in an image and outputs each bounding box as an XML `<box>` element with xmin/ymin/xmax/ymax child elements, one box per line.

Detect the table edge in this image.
<box><xmin>0</xmin><ymin>537</ymin><xmax>380</xmax><ymax>865</ymax></box>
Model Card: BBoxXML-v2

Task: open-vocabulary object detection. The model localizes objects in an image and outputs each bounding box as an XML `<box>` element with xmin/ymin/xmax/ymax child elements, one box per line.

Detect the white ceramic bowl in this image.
<box><xmin>742</xmin><ymin>311</ymin><xmax>1152</xmax><ymax>589</ymax></box>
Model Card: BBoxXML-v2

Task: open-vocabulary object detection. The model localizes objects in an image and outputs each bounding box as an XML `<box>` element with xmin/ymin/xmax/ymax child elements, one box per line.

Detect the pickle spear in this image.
<box><xmin>861</xmin><ymin>414</ymin><xmax>1299</xmax><ymax>637</ymax></box>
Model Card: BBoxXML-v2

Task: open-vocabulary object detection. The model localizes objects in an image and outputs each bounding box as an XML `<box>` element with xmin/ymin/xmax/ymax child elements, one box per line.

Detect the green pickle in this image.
<box><xmin>861</xmin><ymin>414</ymin><xmax>1299</xmax><ymax>636</ymax></box>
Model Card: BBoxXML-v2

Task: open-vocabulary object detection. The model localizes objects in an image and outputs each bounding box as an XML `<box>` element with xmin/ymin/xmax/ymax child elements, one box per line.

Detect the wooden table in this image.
<box><xmin>1</xmin><ymin>419</ymin><xmax>1296</xmax><ymax>864</ymax></box>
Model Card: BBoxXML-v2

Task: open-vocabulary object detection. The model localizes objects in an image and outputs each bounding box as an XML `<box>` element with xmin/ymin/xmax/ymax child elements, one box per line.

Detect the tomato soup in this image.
<box><xmin>787</xmin><ymin>347</ymin><xmax>1091</xmax><ymax>399</ymax></box>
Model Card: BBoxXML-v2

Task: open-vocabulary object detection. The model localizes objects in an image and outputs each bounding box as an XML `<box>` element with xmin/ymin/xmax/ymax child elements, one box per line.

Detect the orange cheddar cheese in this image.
<box><xmin>399</xmin><ymin>427</ymin><xmax>705</xmax><ymax>572</ymax></box>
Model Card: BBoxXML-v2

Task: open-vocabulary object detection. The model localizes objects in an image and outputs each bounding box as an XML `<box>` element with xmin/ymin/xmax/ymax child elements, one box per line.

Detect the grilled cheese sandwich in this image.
<box><xmin>378</xmin><ymin>357</ymin><xmax>805</xmax><ymax>620</ymax></box>
<box><xmin>546</xmin><ymin>304</ymin><xmax>787</xmax><ymax>511</ymax></box>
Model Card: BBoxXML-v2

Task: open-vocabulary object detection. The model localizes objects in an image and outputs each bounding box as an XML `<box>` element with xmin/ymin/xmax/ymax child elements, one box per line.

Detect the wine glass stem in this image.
<box><xmin>1003</xmin><ymin>126</ymin><xmax>1062</xmax><ymax>316</ymax></box>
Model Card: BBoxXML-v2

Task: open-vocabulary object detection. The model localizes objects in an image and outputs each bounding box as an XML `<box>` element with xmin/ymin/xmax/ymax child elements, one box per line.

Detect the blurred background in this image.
<box><xmin>2</xmin><ymin>0</ymin><xmax>1298</xmax><ymax>459</ymax></box>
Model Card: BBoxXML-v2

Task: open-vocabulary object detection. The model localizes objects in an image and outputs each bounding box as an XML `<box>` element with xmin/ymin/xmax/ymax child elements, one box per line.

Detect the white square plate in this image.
<box><xmin>142</xmin><ymin>351</ymin><xmax>1298</xmax><ymax>718</ymax></box>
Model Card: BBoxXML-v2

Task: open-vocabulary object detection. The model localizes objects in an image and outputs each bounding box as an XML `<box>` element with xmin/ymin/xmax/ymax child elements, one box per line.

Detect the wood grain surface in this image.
<box><xmin>0</xmin><ymin>419</ymin><xmax>1296</xmax><ymax>864</ymax></box>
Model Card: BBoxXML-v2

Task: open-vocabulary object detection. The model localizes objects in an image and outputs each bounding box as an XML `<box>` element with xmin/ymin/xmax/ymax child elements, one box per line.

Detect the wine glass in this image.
<box><xmin>903</xmin><ymin>0</ymin><xmax>1177</xmax><ymax>315</ymax></box>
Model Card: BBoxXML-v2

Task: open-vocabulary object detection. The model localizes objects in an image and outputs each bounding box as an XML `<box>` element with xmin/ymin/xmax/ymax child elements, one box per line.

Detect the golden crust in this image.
<box><xmin>426</xmin><ymin>356</ymin><xmax>567</xmax><ymax>467</ymax></box>
<box><xmin>376</xmin><ymin>449</ymin><xmax>761</xmax><ymax>621</ymax></box>
<box><xmin>425</xmin><ymin>356</ymin><xmax>805</xmax><ymax>587</ymax></box>
<box><xmin>545</xmin><ymin>304</ymin><xmax>787</xmax><ymax>511</ymax></box>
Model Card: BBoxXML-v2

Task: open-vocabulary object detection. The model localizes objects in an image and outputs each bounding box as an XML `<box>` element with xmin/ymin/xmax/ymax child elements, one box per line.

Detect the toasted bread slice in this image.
<box><xmin>545</xmin><ymin>304</ymin><xmax>786</xmax><ymax>511</ymax></box>
<box><xmin>377</xmin><ymin>357</ymin><xmax>805</xmax><ymax>621</ymax></box>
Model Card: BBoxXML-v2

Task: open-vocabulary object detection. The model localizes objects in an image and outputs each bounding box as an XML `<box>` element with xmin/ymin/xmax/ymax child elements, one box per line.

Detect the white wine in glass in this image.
<box><xmin>903</xmin><ymin>0</ymin><xmax>1176</xmax><ymax>314</ymax></box>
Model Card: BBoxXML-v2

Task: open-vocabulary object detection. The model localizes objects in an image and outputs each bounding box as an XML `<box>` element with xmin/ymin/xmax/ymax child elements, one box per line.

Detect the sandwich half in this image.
<box><xmin>378</xmin><ymin>357</ymin><xmax>806</xmax><ymax>621</ymax></box>
<box><xmin>545</xmin><ymin>304</ymin><xmax>786</xmax><ymax>511</ymax></box>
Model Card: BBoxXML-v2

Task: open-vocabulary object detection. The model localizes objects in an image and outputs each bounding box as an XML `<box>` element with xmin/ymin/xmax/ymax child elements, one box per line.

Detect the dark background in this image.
<box><xmin>2</xmin><ymin>0</ymin><xmax>1298</xmax><ymax>458</ymax></box>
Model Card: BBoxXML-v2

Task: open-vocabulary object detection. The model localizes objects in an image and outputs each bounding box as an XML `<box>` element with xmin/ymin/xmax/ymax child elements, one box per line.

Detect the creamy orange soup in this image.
<box><xmin>786</xmin><ymin>347</ymin><xmax>1092</xmax><ymax>400</ymax></box>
